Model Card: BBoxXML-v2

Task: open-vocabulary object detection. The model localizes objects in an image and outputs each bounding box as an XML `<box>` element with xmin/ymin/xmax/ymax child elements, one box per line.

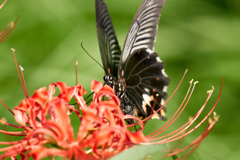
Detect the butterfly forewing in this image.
<box><xmin>119</xmin><ymin>0</ymin><xmax>166</xmax><ymax>65</ymax></box>
<box><xmin>95</xmin><ymin>0</ymin><xmax>121</xmax><ymax>77</ymax></box>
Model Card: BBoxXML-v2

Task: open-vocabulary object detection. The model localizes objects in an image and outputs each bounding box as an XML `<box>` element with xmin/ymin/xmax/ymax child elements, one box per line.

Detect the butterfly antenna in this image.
<box><xmin>81</xmin><ymin>42</ymin><xmax>104</xmax><ymax>70</ymax></box>
<box><xmin>70</xmin><ymin>94</ymin><xmax>93</xmax><ymax>105</ymax></box>
<box><xmin>86</xmin><ymin>99</ymin><xmax>92</xmax><ymax>105</ymax></box>
<box><xmin>84</xmin><ymin>92</ymin><xmax>94</xmax><ymax>101</ymax></box>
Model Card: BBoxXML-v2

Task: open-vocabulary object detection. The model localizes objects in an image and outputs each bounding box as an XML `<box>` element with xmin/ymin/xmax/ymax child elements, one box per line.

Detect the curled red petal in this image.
<box><xmin>15</xmin><ymin>99</ymin><xmax>28</xmax><ymax>112</ymax></box>
<box><xmin>76</xmin><ymin>84</ymin><xmax>87</xmax><ymax>95</ymax></box>
<box><xmin>55</xmin><ymin>82</ymin><xmax>74</xmax><ymax>102</ymax></box>
<box><xmin>127</xmin><ymin>130</ymin><xmax>149</xmax><ymax>144</ymax></box>
<box><xmin>94</xmin><ymin>85</ymin><xmax>120</xmax><ymax>107</ymax></box>
<box><xmin>13</xmin><ymin>108</ymin><xmax>28</xmax><ymax>126</ymax></box>
<box><xmin>50</xmin><ymin>100</ymin><xmax>74</xmax><ymax>142</ymax></box>
<box><xmin>31</xmin><ymin>87</ymin><xmax>48</xmax><ymax>106</ymax></box>
<box><xmin>56</xmin><ymin>81</ymin><xmax>68</xmax><ymax>94</ymax></box>
<box><xmin>92</xmin><ymin>127</ymin><xmax>125</xmax><ymax>157</ymax></box>
<box><xmin>48</xmin><ymin>83</ymin><xmax>57</xmax><ymax>100</ymax></box>
<box><xmin>91</xmin><ymin>80</ymin><xmax>102</xmax><ymax>93</ymax></box>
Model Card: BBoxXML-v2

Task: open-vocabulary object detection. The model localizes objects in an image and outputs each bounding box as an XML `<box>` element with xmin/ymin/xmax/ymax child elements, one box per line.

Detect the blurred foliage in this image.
<box><xmin>0</xmin><ymin>0</ymin><xmax>239</xmax><ymax>159</ymax></box>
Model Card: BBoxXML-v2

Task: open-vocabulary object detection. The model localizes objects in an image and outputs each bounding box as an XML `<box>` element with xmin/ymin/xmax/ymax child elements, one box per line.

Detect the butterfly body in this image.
<box><xmin>96</xmin><ymin>0</ymin><xmax>169</xmax><ymax>121</ymax></box>
<box><xmin>103</xmin><ymin>75</ymin><xmax>134</xmax><ymax>116</ymax></box>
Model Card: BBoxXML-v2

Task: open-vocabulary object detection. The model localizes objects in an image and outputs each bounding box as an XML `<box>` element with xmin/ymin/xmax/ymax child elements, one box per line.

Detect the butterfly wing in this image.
<box><xmin>120</xmin><ymin>0</ymin><xmax>166</xmax><ymax>64</ymax></box>
<box><xmin>118</xmin><ymin>0</ymin><xmax>169</xmax><ymax>120</ymax></box>
<box><xmin>95</xmin><ymin>0</ymin><xmax>121</xmax><ymax>77</ymax></box>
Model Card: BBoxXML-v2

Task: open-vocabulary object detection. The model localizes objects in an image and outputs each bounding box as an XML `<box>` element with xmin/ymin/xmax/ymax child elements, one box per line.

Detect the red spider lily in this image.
<box><xmin>0</xmin><ymin>50</ymin><xmax>222</xmax><ymax>160</ymax></box>
<box><xmin>0</xmin><ymin>80</ymin><xmax>148</xmax><ymax>159</ymax></box>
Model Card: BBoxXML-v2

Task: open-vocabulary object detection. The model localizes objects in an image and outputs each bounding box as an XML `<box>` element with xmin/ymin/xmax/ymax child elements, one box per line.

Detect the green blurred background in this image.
<box><xmin>0</xmin><ymin>0</ymin><xmax>239</xmax><ymax>159</ymax></box>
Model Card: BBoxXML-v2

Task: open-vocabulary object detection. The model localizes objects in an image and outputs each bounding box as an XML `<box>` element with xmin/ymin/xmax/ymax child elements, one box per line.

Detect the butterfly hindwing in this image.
<box><xmin>119</xmin><ymin>49</ymin><xmax>169</xmax><ymax>120</ymax></box>
<box><xmin>95</xmin><ymin>0</ymin><xmax>121</xmax><ymax>77</ymax></box>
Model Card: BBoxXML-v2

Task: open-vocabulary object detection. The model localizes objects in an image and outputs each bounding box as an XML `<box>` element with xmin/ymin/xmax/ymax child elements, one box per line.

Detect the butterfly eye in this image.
<box><xmin>103</xmin><ymin>75</ymin><xmax>107</xmax><ymax>81</ymax></box>
<box><xmin>109</xmin><ymin>75</ymin><xmax>113</xmax><ymax>81</ymax></box>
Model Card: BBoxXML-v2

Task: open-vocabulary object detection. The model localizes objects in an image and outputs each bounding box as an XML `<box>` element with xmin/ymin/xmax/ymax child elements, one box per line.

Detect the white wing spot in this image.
<box><xmin>151</xmin><ymin>111</ymin><xmax>159</xmax><ymax>119</ymax></box>
<box><xmin>160</xmin><ymin>98</ymin><xmax>165</xmax><ymax>105</ymax></box>
<box><xmin>161</xmin><ymin>68</ymin><xmax>168</xmax><ymax>77</ymax></box>
<box><xmin>144</xmin><ymin>88</ymin><xmax>150</xmax><ymax>93</ymax></box>
<box><xmin>156</xmin><ymin>57</ymin><xmax>162</xmax><ymax>62</ymax></box>
<box><xmin>146</xmin><ymin>48</ymin><xmax>154</xmax><ymax>54</ymax></box>
<box><xmin>163</xmin><ymin>86</ymin><xmax>168</xmax><ymax>92</ymax></box>
<box><xmin>143</xmin><ymin>94</ymin><xmax>152</xmax><ymax>106</ymax></box>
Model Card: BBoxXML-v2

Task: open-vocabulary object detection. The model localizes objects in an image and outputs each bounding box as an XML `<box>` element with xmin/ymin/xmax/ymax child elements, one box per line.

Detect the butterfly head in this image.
<box><xmin>103</xmin><ymin>75</ymin><xmax>115</xmax><ymax>86</ymax></box>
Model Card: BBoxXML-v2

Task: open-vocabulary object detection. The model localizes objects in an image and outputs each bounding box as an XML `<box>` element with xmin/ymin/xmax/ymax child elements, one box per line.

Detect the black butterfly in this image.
<box><xmin>95</xmin><ymin>0</ymin><xmax>169</xmax><ymax>121</ymax></box>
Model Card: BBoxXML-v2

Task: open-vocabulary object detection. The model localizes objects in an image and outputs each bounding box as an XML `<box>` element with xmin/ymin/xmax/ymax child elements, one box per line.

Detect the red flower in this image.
<box><xmin>0</xmin><ymin>79</ymin><xmax>148</xmax><ymax>159</ymax></box>
<box><xmin>0</xmin><ymin>50</ymin><xmax>222</xmax><ymax>159</ymax></box>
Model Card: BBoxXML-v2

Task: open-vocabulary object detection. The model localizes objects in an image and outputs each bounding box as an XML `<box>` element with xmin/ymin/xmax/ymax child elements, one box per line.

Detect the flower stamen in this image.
<box><xmin>0</xmin><ymin>0</ymin><xmax>7</xmax><ymax>9</ymax></box>
<box><xmin>11</xmin><ymin>49</ymin><xmax>28</xmax><ymax>98</ymax></box>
